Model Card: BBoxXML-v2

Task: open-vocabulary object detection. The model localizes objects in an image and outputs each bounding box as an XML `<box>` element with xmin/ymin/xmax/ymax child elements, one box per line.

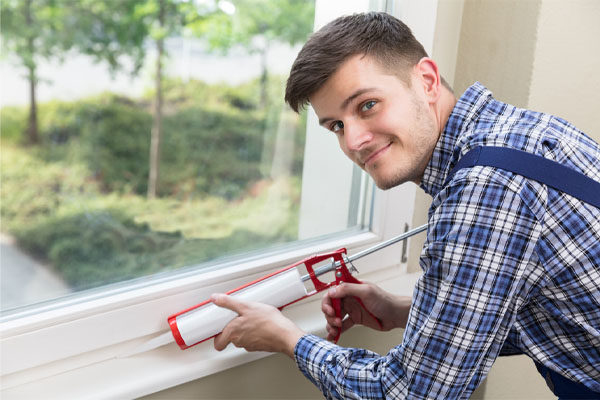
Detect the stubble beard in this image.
<box><xmin>372</xmin><ymin>98</ymin><xmax>438</xmax><ymax>190</ymax></box>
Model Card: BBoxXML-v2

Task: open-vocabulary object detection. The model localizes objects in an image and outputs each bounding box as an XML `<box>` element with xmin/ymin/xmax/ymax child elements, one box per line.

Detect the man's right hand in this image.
<box><xmin>321</xmin><ymin>282</ymin><xmax>412</xmax><ymax>342</ymax></box>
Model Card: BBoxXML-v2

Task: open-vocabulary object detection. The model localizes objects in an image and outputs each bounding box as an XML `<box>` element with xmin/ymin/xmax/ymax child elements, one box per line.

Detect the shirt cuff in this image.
<box><xmin>293</xmin><ymin>334</ymin><xmax>338</xmax><ymax>390</ymax></box>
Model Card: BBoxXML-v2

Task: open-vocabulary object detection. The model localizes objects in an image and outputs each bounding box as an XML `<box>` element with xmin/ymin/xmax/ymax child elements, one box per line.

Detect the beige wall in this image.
<box><xmin>452</xmin><ymin>0</ymin><xmax>599</xmax><ymax>140</ymax></box>
<box><xmin>528</xmin><ymin>0</ymin><xmax>600</xmax><ymax>141</ymax></box>
<box><xmin>146</xmin><ymin>1</ymin><xmax>599</xmax><ymax>398</ymax></box>
<box><xmin>452</xmin><ymin>0</ymin><xmax>541</xmax><ymax>106</ymax></box>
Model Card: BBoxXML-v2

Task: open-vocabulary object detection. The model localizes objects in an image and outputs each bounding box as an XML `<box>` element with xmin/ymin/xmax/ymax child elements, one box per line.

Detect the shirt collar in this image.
<box><xmin>419</xmin><ymin>82</ymin><xmax>494</xmax><ymax>196</ymax></box>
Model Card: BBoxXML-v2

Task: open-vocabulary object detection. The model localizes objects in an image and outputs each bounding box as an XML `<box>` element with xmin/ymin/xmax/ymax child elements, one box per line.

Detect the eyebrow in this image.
<box><xmin>318</xmin><ymin>87</ymin><xmax>377</xmax><ymax>126</ymax></box>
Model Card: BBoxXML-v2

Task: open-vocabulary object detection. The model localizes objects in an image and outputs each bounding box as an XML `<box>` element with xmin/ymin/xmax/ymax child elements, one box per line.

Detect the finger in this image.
<box><xmin>211</xmin><ymin>293</ymin><xmax>246</xmax><ymax>314</ymax></box>
<box><xmin>213</xmin><ymin>316</ymin><xmax>239</xmax><ymax>351</ymax></box>
<box><xmin>213</xmin><ymin>331</ymin><xmax>230</xmax><ymax>351</ymax></box>
<box><xmin>321</xmin><ymin>295</ymin><xmax>336</xmax><ymax>317</ymax></box>
<box><xmin>322</xmin><ymin>294</ymin><xmax>345</xmax><ymax>328</ymax></box>
<box><xmin>326</xmin><ymin>324</ymin><xmax>339</xmax><ymax>342</ymax></box>
<box><xmin>328</xmin><ymin>282</ymin><xmax>371</xmax><ymax>300</ymax></box>
<box><xmin>322</xmin><ymin>297</ymin><xmax>344</xmax><ymax>326</ymax></box>
<box><xmin>325</xmin><ymin>314</ymin><xmax>343</xmax><ymax>328</ymax></box>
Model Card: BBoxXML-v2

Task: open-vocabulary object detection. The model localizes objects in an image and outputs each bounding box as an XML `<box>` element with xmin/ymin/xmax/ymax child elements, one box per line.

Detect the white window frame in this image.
<box><xmin>0</xmin><ymin>1</ymin><xmax>439</xmax><ymax>398</ymax></box>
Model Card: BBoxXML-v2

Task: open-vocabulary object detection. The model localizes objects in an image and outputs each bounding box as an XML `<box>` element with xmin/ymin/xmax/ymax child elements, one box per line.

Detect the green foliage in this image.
<box><xmin>1</xmin><ymin>0</ymin><xmax>313</xmax><ymax>292</ymax></box>
<box><xmin>199</xmin><ymin>0</ymin><xmax>315</xmax><ymax>52</ymax></box>
<box><xmin>16</xmin><ymin>208</ymin><xmax>182</xmax><ymax>289</ymax></box>
<box><xmin>0</xmin><ymin>106</ymin><xmax>28</xmax><ymax>143</ymax></box>
<box><xmin>157</xmin><ymin>78</ymin><xmax>262</xmax><ymax>111</ymax></box>
<box><xmin>0</xmin><ymin>145</ymin><xmax>99</xmax><ymax>232</ymax></box>
<box><xmin>4</xmin><ymin>79</ymin><xmax>303</xmax><ymax>199</ymax></box>
<box><xmin>13</xmin><ymin>96</ymin><xmax>152</xmax><ymax>194</ymax></box>
<box><xmin>76</xmin><ymin>97</ymin><xmax>153</xmax><ymax>194</ymax></box>
<box><xmin>0</xmin><ymin>0</ymin><xmax>153</xmax><ymax>75</ymax></box>
<box><xmin>1</xmin><ymin>145</ymin><xmax>300</xmax><ymax>290</ymax></box>
<box><xmin>64</xmin><ymin>0</ymin><xmax>150</xmax><ymax>74</ymax></box>
<box><xmin>1</xmin><ymin>77</ymin><xmax>305</xmax><ymax>290</ymax></box>
<box><xmin>0</xmin><ymin>0</ymin><xmax>71</xmax><ymax>68</ymax></box>
<box><xmin>160</xmin><ymin>106</ymin><xmax>264</xmax><ymax>199</ymax></box>
<box><xmin>0</xmin><ymin>0</ymin><xmax>154</xmax><ymax>144</ymax></box>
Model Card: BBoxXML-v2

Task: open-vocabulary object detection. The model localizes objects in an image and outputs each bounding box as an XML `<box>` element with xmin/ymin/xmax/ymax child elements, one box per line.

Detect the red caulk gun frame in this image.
<box><xmin>168</xmin><ymin>224</ymin><xmax>428</xmax><ymax>350</ymax></box>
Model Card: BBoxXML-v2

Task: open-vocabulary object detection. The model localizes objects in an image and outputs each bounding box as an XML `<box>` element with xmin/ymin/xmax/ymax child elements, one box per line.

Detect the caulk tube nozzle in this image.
<box><xmin>168</xmin><ymin>267</ymin><xmax>307</xmax><ymax>349</ymax></box>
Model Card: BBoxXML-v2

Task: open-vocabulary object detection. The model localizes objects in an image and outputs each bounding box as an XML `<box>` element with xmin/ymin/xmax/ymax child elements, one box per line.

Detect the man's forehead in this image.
<box><xmin>309</xmin><ymin>56</ymin><xmax>409</xmax><ymax>112</ymax></box>
<box><xmin>310</xmin><ymin>57</ymin><xmax>379</xmax><ymax>101</ymax></box>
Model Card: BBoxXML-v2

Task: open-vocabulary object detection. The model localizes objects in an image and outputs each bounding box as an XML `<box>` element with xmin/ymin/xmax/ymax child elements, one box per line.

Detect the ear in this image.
<box><xmin>414</xmin><ymin>57</ymin><xmax>442</xmax><ymax>105</ymax></box>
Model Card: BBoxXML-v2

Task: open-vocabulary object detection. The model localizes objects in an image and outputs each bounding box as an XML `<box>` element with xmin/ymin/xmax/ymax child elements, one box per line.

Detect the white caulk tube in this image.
<box><xmin>149</xmin><ymin>223</ymin><xmax>427</xmax><ymax>352</ymax></box>
<box><xmin>168</xmin><ymin>267</ymin><xmax>307</xmax><ymax>349</ymax></box>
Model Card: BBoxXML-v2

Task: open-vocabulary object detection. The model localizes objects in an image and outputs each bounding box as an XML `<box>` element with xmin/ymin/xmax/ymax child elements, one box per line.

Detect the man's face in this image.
<box><xmin>309</xmin><ymin>55</ymin><xmax>439</xmax><ymax>189</ymax></box>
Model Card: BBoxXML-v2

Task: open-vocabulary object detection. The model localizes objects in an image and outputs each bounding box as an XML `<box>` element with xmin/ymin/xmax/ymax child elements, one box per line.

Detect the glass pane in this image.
<box><xmin>0</xmin><ymin>0</ymin><xmax>370</xmax><ymax>314</ymax></box>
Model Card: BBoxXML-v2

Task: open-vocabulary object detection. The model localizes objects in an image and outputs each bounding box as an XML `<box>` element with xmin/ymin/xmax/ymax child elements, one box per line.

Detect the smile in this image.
<box><xmin>363</xmin><ymin>142</ymin><xmax>392</xmax><ymax>166</ymax></box>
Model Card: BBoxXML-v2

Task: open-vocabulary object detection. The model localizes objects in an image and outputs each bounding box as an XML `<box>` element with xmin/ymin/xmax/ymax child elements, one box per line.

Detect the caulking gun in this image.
<box><xmin>121</xmin><ymin>224</ymin><xmax>428</xmax><ymax>357</ymax></box>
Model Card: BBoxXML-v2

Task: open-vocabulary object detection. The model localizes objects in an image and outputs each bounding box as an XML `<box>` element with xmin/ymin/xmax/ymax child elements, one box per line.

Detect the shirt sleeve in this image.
<box><xmin>294</xmin><ymin>170</ymin><xmax>543</xmax><ymax>399</ymax></box>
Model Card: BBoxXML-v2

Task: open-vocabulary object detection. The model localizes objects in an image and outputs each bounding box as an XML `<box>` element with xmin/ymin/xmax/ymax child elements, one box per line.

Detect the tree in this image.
<box><xmin>136</xmin><ymin>0</ymin><xmax>170</xmax><ymax>199</ymax></box>
<box><xmin>198</xmin><ymin>0</ymin><xmax>315</xmax><ymax>107</ymax></box>
<box><xmin>1</xmin><ymin>0</ymin><xmax>67</xmax><ymax>144</ymax></box>
<box><xmin>62</xmin><ymin>1</ymin><xmax>148</xmax><ymax>74</ymax></box>
<box><xmin>132</xmin><ymin>0</ymin><xmax>229</xmax><ymax>198</ymax></box>
<box><xmin>1</xmin><ymin>0</ymin><xmax>147</xmax><ymax>145</ymax></box>
<box><xmin>2</xmin><ymin>0</ymin><xmax>227</xmax><ymax>197</ymax></box>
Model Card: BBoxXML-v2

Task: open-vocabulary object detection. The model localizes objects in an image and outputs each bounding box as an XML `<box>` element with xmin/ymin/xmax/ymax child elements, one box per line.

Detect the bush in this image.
<box><xmin>160</xmin><ymin>106</ymin><xmax>265</xmax><ymax>199</ymax></box>
<box><xmin>37</xmin><ymin>100</ymin><xmax>88</xmax><ymax>146</ymax></box>
<box><xmin>76</xmin><ymin>98</ymin><xmax>153</xmax><ymax>194</ymax></box>
<box><xmin>3</xmin><ymin>78</ymin><xmax>305</xmax><ymax>200</ymax></box>
<box><xmin>153</xmin><ymin>78</ymin><xmax>261</xmax><ymax>112</ymax></box>
<box><xmin>0</xmin><ymin>145</ymin><xmax>99</xmax><ymax>231</ymax></box>
<box><xmin>0</xmin><ymin>106</ymin><xmax>28</xmax><ymax>144</ymax></box>
<box><xmin>14</xmin><ymin>204</ymin><xmax>293</xmax><ymax>290</ymax></box>
<box><xmin>16</xmin><ymin>209</ymin><xmax>182</xmax><ymax>289</ymax></box>
<box><xmin>1</xmin><ymin>145</ymin><xmax>300</xmax><ymax>290</ymax></box>
<box><xmin>1</xmin><ymin>77</ymin><xmax>304</xmax><ymax>290</ymax></box>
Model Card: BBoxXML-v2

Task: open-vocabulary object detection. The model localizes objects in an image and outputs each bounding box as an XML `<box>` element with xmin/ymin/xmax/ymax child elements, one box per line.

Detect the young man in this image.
<box><xmin>211</xmin><ymin>12</ymin><xmax>600</xmax><ymax>399</ymax></box>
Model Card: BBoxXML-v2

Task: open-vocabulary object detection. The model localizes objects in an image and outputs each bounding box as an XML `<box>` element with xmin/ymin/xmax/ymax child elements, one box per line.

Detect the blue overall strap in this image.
<box><xmin>535</xmin><ymin>362</ymin><xmax>600</xmax><ymax>399</ymax></box>
<box><xmin>445</xmin><ymin>146</ymin><xmax>600</xmax><ymax>209</ymax></box>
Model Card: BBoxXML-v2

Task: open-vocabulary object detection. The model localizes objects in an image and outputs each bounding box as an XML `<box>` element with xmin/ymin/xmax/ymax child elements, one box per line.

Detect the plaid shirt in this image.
<box><xmin>294</xmin><ymin>82</ymin><xmax>600</xmax><ymax>399</ymax></box>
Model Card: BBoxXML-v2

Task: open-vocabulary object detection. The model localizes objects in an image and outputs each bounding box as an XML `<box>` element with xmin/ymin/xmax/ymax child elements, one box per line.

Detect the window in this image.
<box><xmin>0</xmin><ymin>0</ymin><xmax>435</xmax><ymax>397</ymax></box>
<box><xmin>2</xmin><ymin>0</ymin><xmax>326</xmax><ymax>312</ymax></box>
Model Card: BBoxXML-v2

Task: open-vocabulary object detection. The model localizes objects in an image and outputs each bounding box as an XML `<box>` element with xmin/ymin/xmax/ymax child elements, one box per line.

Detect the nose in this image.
<box><xmin>343</xmin><ymin>121</ymin><xmax>373</xmax><ymax>152</ymax></box>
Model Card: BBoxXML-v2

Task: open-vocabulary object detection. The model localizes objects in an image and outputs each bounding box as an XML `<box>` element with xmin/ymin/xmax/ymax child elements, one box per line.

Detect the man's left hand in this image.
<box><xmin>211</xmin><ymin>294</ymin><xmax>305</xmax><ymax>358</ymax></box>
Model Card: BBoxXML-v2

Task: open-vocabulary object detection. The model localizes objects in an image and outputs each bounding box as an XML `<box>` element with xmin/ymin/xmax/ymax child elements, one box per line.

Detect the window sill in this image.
<box><xmin>1</xmin><ymin>269</ymin><xmax>422</xmax><ymax>399</ymax></box>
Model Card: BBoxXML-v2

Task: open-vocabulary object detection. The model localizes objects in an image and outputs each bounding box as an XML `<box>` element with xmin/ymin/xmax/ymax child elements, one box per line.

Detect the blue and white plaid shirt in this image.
<box><xmin>294</xmin><ymin>82</ymin><xmax>600</xmax><ymax>399</ymax></box>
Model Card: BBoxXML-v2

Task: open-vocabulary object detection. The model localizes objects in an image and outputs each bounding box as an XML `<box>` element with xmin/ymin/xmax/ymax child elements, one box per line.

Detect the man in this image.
<box><xmin>211</xmin><ymin>12</ymin><xmax>600</xmax><ymax>399</ymax></box>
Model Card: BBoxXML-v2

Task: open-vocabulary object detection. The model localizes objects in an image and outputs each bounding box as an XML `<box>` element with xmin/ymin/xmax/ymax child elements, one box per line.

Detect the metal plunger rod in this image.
<box><xmin>301</xmin><ymin>224</ymin><xmax>428</xmax><ymax>282</ymax></box>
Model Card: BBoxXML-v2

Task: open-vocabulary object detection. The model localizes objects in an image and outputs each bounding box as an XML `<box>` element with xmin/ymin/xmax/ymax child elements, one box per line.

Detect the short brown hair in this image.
<box><xmin>285</xmin><ymin>12</ymin><xmax>429</xmax><ymax>113</ymax></box>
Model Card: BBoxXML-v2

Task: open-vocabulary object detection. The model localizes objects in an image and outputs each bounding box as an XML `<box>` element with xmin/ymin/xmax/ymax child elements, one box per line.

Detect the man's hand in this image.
<box><xmin>322</xmin><ymin>282</ymin><xmax>412</xmax><ymax>341</ymax></box>
<box><xmin>211</xmin><ymin>294</ymin><xmax>305</xmax><ymax>358</ymax></box>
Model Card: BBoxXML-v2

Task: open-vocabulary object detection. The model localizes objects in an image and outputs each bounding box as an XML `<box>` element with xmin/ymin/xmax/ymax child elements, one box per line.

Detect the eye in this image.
<box><xmin>361</xmin><ymin>100</ymin><xmax>376</xmax><ymax>112</ymax></box>
<box><xmin>330</xmin><ymin>121</ymin><xmax>344</xmax><ymax>133</ymax></box>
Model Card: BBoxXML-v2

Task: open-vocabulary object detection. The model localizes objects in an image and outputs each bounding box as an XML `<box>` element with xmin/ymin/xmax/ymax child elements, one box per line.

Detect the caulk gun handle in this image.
<box><xmin>331</xmin><ymin>272</ymin><xmax>384</xmax><ymax>344</ymax></box>
<box><xmin>331</xmin><ymin>296</ymin><xmax>343</xmax><ymax>344</ymax></box>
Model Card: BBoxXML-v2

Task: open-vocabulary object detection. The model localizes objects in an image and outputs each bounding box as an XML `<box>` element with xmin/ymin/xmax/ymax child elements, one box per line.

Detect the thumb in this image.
<box><xmin>211</xmin><ymin>293</ymin><xmax>246</xmax><ymax>314</ymax></box>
